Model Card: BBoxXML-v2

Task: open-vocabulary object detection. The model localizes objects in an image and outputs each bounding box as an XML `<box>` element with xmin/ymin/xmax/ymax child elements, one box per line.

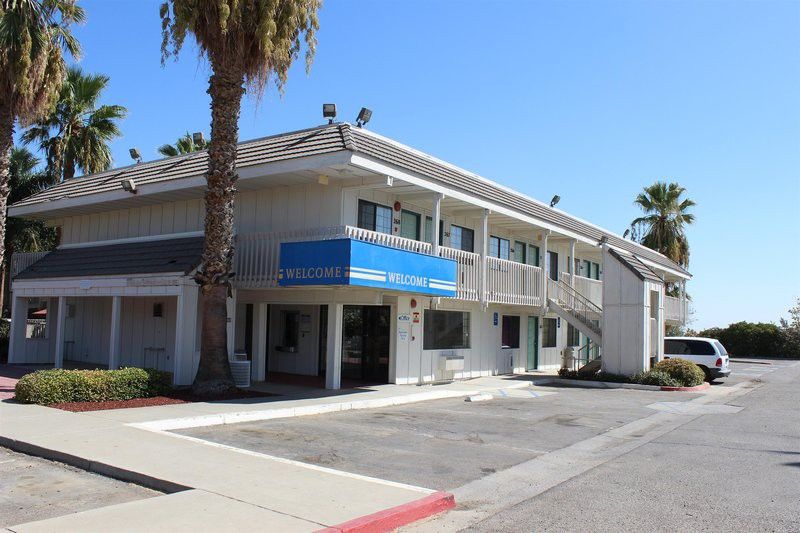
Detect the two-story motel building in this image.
<box><xmin>7</xmin><ymin>122</ymin><xmax>690</xmax><ymax>388</ymax></box>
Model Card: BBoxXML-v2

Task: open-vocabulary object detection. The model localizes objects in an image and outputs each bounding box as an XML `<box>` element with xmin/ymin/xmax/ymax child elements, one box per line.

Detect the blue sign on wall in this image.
<box><xmin>279</xmin><ymin>238</ymin><xmax>457</xmax><ymax>297</ymax></box>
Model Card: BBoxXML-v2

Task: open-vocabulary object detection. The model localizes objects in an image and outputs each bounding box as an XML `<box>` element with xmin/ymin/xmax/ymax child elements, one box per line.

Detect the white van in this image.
<box><xmin>664</xmin><ymin>337</ymin><xmax>732</xmax><ymax>381</ymax></box>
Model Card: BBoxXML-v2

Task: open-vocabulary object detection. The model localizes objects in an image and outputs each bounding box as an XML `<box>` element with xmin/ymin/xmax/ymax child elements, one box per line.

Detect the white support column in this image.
<box><xmin>251</xmin><ymin>302</ymin><xmax>268</xmax><ymax>382</ymax></box>
<box><xmin>541</xmin><ymin>230</ymin><xmax>550</xmax><ymax>301</ymax></box>
<box><xmin>480</xmin><ymin>209</ymin><xmax>489</xmax><ymax>307</ymax></box>
<box><xmin>54</xmin><ymin>296</ymin><xmax>66</xmax><ymax>368</ymax></box>
<box><xmin>173</xmin><ymin>283</ymin><xmax>199</xmax><ymax>386</ymax></box>
<box><xmin>325</xmin><ymin>303</ymin><xmax>343</xmax><ymax>390</ymax></box>
<box><xmin>226</xmin><ymin>289</ymin><xmax>237</xmax><ymax>359</ymax></box>
<box><xmin>8</xmin><ymin>296</ymin><xmax>26</xmax><ymax>364</ymax></box>
<box><xmin>432</xmin><ymin>193</ymin><xmax>443</xmax><ymax>256</ymax></box>
<box><xmin>108</xmin><ymin>296</ymin><xmax>121</xmax><ymax>370</ymax></box>
<box><xmin>680</xmin><ymin>279</ymin><xmax>687</xmax><ymax>323</ymax></box>
<box><xmin>569</xmin><ymin>239</ymin><xmax>576</xmax><ymax>287</ymax></box>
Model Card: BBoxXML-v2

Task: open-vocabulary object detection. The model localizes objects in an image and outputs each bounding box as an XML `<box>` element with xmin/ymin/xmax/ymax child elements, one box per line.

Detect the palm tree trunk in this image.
<box><xmin>191</xmin><ymin>64</ymin><xmax>244</xmax><ymax>395</ymax></box>
<box><xmin>0</xmin><ymin>105</ymin><xmax>15</xmax><ymax>286</ymax></box>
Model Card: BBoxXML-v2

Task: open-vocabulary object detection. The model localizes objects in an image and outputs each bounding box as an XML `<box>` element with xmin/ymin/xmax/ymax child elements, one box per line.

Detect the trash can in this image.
<box><xmin>230</xmin><ymin>351</ymin><xmax>251</xmax><ymax>388</ymax></box>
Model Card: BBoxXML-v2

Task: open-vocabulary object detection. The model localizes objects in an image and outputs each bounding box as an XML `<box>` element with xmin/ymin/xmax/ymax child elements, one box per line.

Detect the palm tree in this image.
<box><xmin>158</xmin><ymin>132</ymin><xmax>208</xmax><ymax>157</ymax></box>
<box><xmin>1</xmin><ymin>147</ymin><xmax>56</xmax><ymax>313</ymax></box>
<box><xmin>160</xmin><ymin>0</ymin><xmax>321</xmax><ymax>394</ymax></box>
<box><xmin>22</xmin><ymin>66</ymin><xmax>127</xmax><ymax>181</ymax></box>
<box><xmin>0</xmin><ymin>0</ymin><xmax>83</xmax><ymax>288</ymax></box>
<box><xmin>630</xmin><ymin>181</ymin><xmax>695</xmax><ymax>267</ymax></box>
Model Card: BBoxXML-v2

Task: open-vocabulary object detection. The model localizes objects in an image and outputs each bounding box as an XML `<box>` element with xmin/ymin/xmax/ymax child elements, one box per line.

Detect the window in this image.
<box><xmin>501</xmin><ymin>315</ymin><xmax>520</xmax><ymax>349</ymax></box>
<box><xmin>424</xmin><ymin>310</ymin><xmax>471</xmax><ymax>350</ymax></box>
<box><xmin>25</xmin><ymin>299</ymin><xmax>48</xmax><ymax>339</ymax></box>
<box><xmin>489</xmin><ymin>236</ymin><xmax>510</xmax><ymax>259</ymax></box>
<box><xmin>567</xmin><ymin>324</ymin><xmax>580</xmax><ymax>346</ymax></box>
<box><xmin>527</xmin><ymin>244</ymin><xmax>540</xmax><ymax>266</ymax></box>
<box><xmin>714</xmin><ymin>341</ymin><xmax>728</xmax><ymax>356</ymax></box>
<box><xmin>665</xmin><ymin>339</ymin><xmax>716</xmax><ymax>356</ymax></box>
<box><xmin>153</xmin><ymin>302</ymin><xmax>164</xmax><ymax>318</ymax></box>
<box><xmin>582</xmin><ymin>260</ymin><xmax>600</xmax><ymax>280</ymax></box>
<box><xmin>542</xmin><ymin>318</ymin><xmax>557</xmax><ymax>347</ymax></box>
<box><xmin>547</xmin><ymin>251</ymin><xmax>559</xmax><ymax>281</ymax></box>
<box><xmin>424</xmin><ymin>217</ymin><xmax>444</xmax><ymax>246</ymax></box>
<box><xmin>357</xmin><ymin>200</ymin><xmax>392</xmax><ymax>235</ymax></box>
<box><xmin>399</xmin><ymin>210</ymin><xmax>420</xmax><ymax>240</ymax></box>
<box><xmin>513</xmin><ymin>241</ymin><xmax>527</xmax><ymax>264</ymax></box>
<box><xmin>450</xmin><ymin>225</ymin><xmax>474</xmax><ymax>252</ymax></box>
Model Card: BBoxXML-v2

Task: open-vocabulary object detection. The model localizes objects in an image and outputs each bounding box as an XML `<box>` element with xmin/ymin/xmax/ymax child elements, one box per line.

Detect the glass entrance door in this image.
<box><xmin>342</xmin><ymin>305</ymin><xmax>390</xmax><ymax>383</ymax></box>
<box><xmin>527</xmin><ymin>316</ymin><xmax>539</xmax><ymax>370</ymax></box>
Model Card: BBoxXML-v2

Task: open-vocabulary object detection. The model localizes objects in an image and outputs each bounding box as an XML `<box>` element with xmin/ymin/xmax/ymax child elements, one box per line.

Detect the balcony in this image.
<box><xmin>664</xmin><ymin>295</ymin><xmax>688</xmax><ymax>325</ymax></box>
<box><xmin>561</xmin><ymin>273</ymin><xmax>602</xmax><ymax>308</ymax></box>
<box><xmin>234</xmin><ymin>225</ymin><xmax>544</xmax><ymax>305</ymax></box>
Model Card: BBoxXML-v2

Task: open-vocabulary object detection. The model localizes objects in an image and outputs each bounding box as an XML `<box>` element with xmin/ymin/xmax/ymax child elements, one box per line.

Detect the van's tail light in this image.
<box><xmin>715</xmin><ymin>357</ymin><xmax>723</xmax><ymax>367</ymax></box>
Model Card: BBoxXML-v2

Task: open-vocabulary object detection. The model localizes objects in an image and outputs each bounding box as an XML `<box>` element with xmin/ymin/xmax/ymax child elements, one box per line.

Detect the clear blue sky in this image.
<box><xmin>16</xmin><ymin>0</ymin><xmax>800</xmax><ymax>329</ymax></box>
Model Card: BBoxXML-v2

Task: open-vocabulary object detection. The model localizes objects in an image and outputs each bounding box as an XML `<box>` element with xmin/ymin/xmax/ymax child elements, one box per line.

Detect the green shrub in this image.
<box><xmin>14</xmin><ymin>367</ymin><xmax>173</xmax><ymax>405</ymax></box>
<box><xmin>632</xmin><ymin>369</ymin><xmax>681</xmax><ymax>387</ymax></box>
<box><xmin>654</xmin><ymin>358</ymin><xmax>704</xmax><ymax>387</ymax></box>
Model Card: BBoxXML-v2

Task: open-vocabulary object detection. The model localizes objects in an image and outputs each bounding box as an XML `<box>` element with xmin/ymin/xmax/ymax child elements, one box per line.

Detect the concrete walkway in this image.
<box><xmin>0</xmin><ymin>375</ymin><xmax>544</xmax><ymax>531</ymax></box>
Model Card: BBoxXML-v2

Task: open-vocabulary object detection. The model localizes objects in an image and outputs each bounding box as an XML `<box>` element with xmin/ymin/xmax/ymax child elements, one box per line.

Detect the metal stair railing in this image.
<box><xmin>548</xmin><ymin>278</ymin><xmax>603</xmax><ymax>336</ymax></box>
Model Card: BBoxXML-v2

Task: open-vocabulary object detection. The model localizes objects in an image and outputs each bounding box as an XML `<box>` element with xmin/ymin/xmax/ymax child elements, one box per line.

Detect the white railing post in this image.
<box><xmin>480</xmin><ymin>209</ymin><xmax>489</xmax><ymax>307</ymax></box>
<box><xmin>542</xmin><ymin>230</ymin><xmax>550</xmax><ymax>303</ymax></box>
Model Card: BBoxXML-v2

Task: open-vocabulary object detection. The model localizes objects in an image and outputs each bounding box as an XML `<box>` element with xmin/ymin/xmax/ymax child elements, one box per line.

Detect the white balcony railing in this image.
<box><xmin>234</xmin><ymin>226</ymin><xmax>544</xmax><ymax>305</ymax></box>
<box><xmin>485</xmin><ymin>257</ymin><xmax>545</xmax><ymax>307</ymax></box>
<box><xmin>438</xmin><ymin>246</ymin><xmax>480</xmax><ymax>301</ymax></box>
<box><xmin>665</xmin><ymin>295</ymin><xmax>688</xmax><ymax>324</ymax></box>
<box><xmin>11</xmin><ymin>251</ymin><xmax>50</xmax><ymax>278</ymax></box>
<box><xmin>562</xmin><ymin>272</ymin><xmax>603</xmax><ymax>308</ymax></box>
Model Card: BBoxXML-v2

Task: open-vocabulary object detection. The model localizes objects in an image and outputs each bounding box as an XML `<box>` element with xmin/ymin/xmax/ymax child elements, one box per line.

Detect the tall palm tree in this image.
<box><xmin>158</xmin><ymin>132</ymin><xmax>208</xmax><ymax>157</ymax></box>
<box><xmin>160</xmin><ymin>0</ymin><xmax>321</xmax><ymax>394</ymax></box>
<box><xmin>630</xmin><ymin>181</ymin><xmax>695</xmax><ymax>267</ymax></box>
<box><xmin>0</xmin><ymin>0</ymin><xmax>82</xmax><ymax>285</ymax></box>
<box><xmin>22</xmin><ymin>66</ymin><xmax>127</xmax><ymax>181</ymax></box>
<box><xmin>1</xmin><ymin>147</ymin><xmax>56</xmax><ymax>313</ymax></box>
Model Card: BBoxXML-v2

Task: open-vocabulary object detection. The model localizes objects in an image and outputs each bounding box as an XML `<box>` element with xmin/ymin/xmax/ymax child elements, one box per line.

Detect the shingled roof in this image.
<box><xmin>607</xmin><ymin>248</ymin><xmax>664</xmax><ymax>283</ymax></box>
<box><xmin>10</xmin><ymin>123</ymin><xmax>690</xmax><ymax>277</ymax></box>
<box><xmin>15</xmin><ymin>236</ymin><xmax>204</xmax><ymax>280</ymax></box>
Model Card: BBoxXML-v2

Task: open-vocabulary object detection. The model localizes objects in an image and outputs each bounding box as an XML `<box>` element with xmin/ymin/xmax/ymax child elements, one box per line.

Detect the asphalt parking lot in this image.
<box><xmin>178</xmin><ymin>384</ymin><xmax>699</xmax><ymax>490</ymax></box>
<box><xmin>0</xmin><ymin>446</ymin><xmax>159</xmax><ymax>528</ymax></box>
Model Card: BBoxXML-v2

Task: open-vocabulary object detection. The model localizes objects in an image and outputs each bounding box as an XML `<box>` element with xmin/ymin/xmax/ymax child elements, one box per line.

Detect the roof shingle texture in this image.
<box><xmin>11</xmin><ymin>123</ymin><xmax>688</xmax><ymax>276</ymax></box>
<box><xmin>15</xmin><ymin>237</ymin><xmax>204</xmax><ymax>280</ymax></box>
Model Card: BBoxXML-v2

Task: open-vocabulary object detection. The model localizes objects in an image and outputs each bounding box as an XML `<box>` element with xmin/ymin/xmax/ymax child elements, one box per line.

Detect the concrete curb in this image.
<box><xmin>539</xmin><ymin>378</ymin><xmax>710</xmax><ymax>392</ymax></box>
<box><xmin>660</xmin><ymin>382</ymin><xmax>710</xmax><ymax>392</ymax></box>
<box><xmin>0</xmin><ymin>434</ymin><xmax>190</xmax><ymax>494</ymax></box>
<box><xmin>130</xmin><ymin>382</ymin><xmax>534</xmax><ymax>432</ymax></box>
<box><xmin>317</xmin><ymin>491</ymin><xmax>455</xmax><ymax>533</ymax></box>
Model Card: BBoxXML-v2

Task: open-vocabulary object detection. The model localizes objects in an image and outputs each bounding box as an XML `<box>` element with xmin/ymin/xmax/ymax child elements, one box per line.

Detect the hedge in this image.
<box><xmin>654</xmin><ymin>358</ymin><xmax>705</xmax><ymax>387</ymax></box>
<box><xmin>15</xmin><ymin>367</ymin><xmax>172</xmax><ymax>405</ymax></box>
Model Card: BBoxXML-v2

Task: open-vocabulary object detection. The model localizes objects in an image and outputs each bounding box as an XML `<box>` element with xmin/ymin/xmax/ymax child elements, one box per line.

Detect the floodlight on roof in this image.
<box><xmin>121</xmin><ymin>178</ymin><xmax>137</xmax><ymax>194</ymax></box>
<box><xmin>623</xmin><ymin>229</ymin><xmax>630</xmax><ymax>239</ymax></box>
<box><xmin>192</xmin><ymin>132</ymin><xmax>204</xmax><ymax>145</ymax></box>
<box><xmin>356</xmin><ymin>107</ymin><xmax>372</xmax><ymax>128</ymax></box>
<box><xmin>129</xmin><ymin>148</ymin><xmax>142</xmax><ymax>163</ymax></box>
<box><xmin>599</xmin><ymin>235</ymin><xmax>609</xmax><ymax>246</ymax></box>
<box><xmin>549</xmin><ymin>195</ymin><xmax>560</xmax><ymax>208</ymax></box>
<box><xmin>323</xmin><ymin>103</ymin><xmax>337</xmax><ymax>124</ymax></box>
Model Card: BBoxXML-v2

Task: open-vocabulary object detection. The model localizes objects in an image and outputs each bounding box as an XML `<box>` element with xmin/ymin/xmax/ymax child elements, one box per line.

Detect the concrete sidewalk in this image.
<box><xmin>0</xmin><ymin>375</ymin><xmax>541</xmax><ymax>531</ymax></box>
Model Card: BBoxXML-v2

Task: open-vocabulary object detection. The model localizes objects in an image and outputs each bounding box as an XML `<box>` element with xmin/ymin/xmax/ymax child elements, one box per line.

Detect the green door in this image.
<box><xmin>527</xmin><ymin>316</ymin><xmax>539</xmax><ymax>370</ymax></box>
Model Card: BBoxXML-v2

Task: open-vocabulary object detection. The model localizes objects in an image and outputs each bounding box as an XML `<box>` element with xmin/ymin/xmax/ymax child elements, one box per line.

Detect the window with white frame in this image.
<box><xmin>357</xmin><ymin>200</ymin><xmax>392</xmax><ymax>235</ymax></box>
<box><xmin>424</xmin><ymin>216</ymin><xmax>444</xmax><ymax>246</ymax></box>
<box><xmin>449</xmin><ymin>225</ymin><xmax>474</xmax><ymax>252</ymax></box>
<box><xmin>399</xmin><ymin>210</ymin><xmax>420</xmax><ymax>240</ymax></box>
<box><xmin>423</xmin><ymin>310</ymin><xmax>471</xmax><ymax>350</ymax></box>
<box><xmin>489</xmin><ymin>236</ymin><xmax>510</xmax><ymax>260</ymax></box>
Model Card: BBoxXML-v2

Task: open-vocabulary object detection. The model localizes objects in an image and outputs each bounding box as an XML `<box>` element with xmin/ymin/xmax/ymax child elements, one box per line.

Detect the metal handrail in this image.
<box><xmin>549</xmin><ymin>278</ymin><xmax>602</xmax><ymax>335</ymax></box>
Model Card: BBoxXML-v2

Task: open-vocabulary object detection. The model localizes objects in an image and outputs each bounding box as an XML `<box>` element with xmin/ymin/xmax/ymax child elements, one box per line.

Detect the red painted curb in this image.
<box><xmin>660</xmin><ymin>382</ymin><xmax>710</xmax><ymax>392</ymax></box>
<box><xmin>317</xmin><ymin>491</ymin><xmax>456</xmax><ymax>533</ymax></box>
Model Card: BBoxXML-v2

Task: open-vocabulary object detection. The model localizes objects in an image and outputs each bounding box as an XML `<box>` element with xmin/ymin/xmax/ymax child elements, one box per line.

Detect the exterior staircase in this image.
<box><xmin>547</xmin><ymin>278</ymin><xmax>603</xmax><ymax>346</ymax></box>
